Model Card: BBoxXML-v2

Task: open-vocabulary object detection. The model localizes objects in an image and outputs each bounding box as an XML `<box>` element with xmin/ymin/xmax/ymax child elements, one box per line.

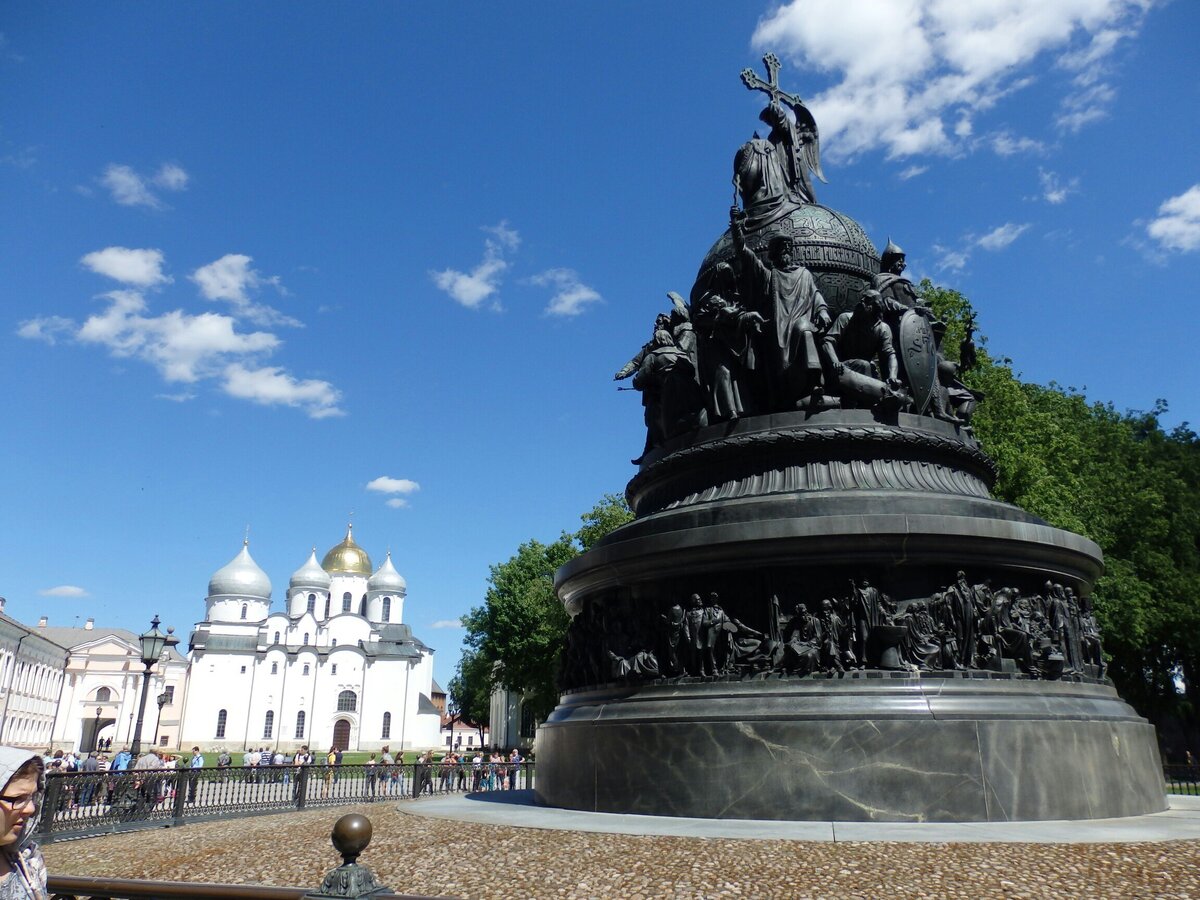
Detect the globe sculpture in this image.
<box><xmin>536</xmin><ymin>55</ymin><xmax>1166</xmax><ymax>822</ymax></box>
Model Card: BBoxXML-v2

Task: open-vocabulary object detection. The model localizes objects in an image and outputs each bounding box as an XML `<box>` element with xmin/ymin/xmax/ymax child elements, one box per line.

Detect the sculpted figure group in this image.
<box><xmin>559</xmin><ymin>574</ymin><xmax>1106</xmax><ymax>691</ymax></box>
<box><xmin>616</xmin><ymin>230</ymin><xmax>981</xmax><ymax>459</ymax></box>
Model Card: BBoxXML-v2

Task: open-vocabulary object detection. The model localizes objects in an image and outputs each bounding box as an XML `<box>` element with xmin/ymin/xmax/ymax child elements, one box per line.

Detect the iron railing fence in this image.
<box><xmin>42</xmin><ymin>762</ymin><xmax>535</xmax><ymax>841</ymax></box>
<box><xmin>1164</xmin><ymin>764</ymin><xmax>1200</xmax><ymax>796</ymax></box>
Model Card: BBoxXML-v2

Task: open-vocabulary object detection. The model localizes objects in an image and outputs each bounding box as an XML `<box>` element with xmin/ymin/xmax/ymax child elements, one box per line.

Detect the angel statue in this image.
<box><xmin>733</xmin><ymin>53</ymin><xmax>825</xmax><ymax>231</ymax></box>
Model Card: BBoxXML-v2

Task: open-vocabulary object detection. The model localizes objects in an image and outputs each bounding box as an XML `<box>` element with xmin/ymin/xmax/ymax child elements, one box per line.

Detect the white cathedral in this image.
<box><xmin>179</xmin><ymin>526</ymin><xmax>441</xmax><ymax>752</ymax></box>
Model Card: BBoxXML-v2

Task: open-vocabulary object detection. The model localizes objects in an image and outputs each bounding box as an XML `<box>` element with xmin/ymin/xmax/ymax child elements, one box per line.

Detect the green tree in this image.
<box><xmin>923</xmin><ymin>280</ymin><xmax>1200</xmax><ymax>750</ymax></box>
<box><xmin>447</xmin><ymin>647</ymin><xmax>493</xmax><ymax>748</ymax></box>
<box><xmin>458</xmin><ymin>494</ymin><xmax>632</xmax><ymax>723</ymax></box>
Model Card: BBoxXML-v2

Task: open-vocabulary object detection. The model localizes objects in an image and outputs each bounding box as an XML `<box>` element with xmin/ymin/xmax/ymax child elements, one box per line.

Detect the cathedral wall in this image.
<box><xmin>206</xmin><ymin>595</ymin><xmax>270</xmax><ymax>624</ymax></box>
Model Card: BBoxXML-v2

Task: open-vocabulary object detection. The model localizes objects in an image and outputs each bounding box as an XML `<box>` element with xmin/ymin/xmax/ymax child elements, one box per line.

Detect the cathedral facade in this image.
<box><xmin>179</xmin><ymin>526</ymin><xmax>441</xmax><ymax>752</ymax></box>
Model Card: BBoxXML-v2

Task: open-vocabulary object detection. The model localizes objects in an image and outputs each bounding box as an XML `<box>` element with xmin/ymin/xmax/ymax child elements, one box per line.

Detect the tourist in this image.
<box><xmin>508</xmin><ymin>749</ymin><xmax>522</xmax><ymax>790</ymax></box>
<box><xmin>364</xmin><ymin>753</ymin><xmax>377</xmax><ymax>799</ymax></box>
<box><xmin>111</xmin><ymin>747</ymin><xmax>131</xmax><ymax>773</ymax></box>
<box><xmin>323</xmin><ymin>749</ymin><xmax>336</xmax><ymax>796</ymax></box>
<box><xmin>333</xmin><ymin>748</ymin><xmax>343</xmax><ymax>784</ymax></box>
<box><xmin>0</xmin><ymin>747</ymin><xmax>48</xmax><ymax>899</ymax></box>
<box><xmin>242</xmin><ymin>748</ymin><xmax>257</xmax><ymax>784</ymax></box>
<box><xmin>378</xmin><ymin>746</ymin><xmax>394</xmax><ymax>796</ymax></box>
<box><xmin>455</xmin><ymin>753</ymin><xmax>467</xmax><ymax>791</ymax></box>
<box><xmin>187</xmin><ymin>747</ymin><xmax>204</xmax><ymax>804</ymax></box>
<box><xmin>471</xmin><ymin>751</ymin><xmax>483</xmax><ymax>792</ymax></box>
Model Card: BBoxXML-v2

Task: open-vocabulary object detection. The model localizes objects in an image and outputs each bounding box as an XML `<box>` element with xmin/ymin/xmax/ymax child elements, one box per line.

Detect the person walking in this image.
<box><xmin>186</xmin><ymin>747</ymin><xmax>204</xmax><ymax>804</ymax></box>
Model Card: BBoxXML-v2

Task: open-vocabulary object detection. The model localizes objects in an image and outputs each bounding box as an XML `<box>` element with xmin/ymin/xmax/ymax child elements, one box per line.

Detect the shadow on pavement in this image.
<box><xmin>463</xmin><ymin>789</ymin><xmax>539</xmax><ymax>806</ymax></box>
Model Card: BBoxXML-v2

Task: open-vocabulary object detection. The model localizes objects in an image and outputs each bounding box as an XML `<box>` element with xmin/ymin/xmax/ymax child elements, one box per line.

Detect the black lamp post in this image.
<box><xmin>153</xmin><ymin>691</ymin><xmax>169</xmax><ymax>749</ymax></box>
<box><xmin>129</xmin><ymin>616</ymin><xmax>178</xmax><ymax>757</ymax></box>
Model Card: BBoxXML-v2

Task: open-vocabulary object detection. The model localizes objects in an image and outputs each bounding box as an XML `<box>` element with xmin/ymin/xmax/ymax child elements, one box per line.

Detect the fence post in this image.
<box><xmin>295</xmin><ymin>764</ymin><xmax>309</xmax><ymax>810</ymax></box>
<box><xmin>172</xmin><ymin>771</ymin><xmax>188</xmax><ymax>825</ymax></box>
<box><xmin>39</xmin><ymin>776</ymin><xmax>63</xmax><ymax>841</ymax></box>
<box><xmin>304</xmin><ymin>814</ymin><xmax>392</xmax><ymax>900</ymax></box>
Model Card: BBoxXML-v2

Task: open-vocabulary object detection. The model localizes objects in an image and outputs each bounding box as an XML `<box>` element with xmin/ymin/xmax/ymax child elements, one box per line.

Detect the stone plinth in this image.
<box><xmin>536</xmin><ymin>676</ymin><xmax>1166</xmax><ymax>822</ymax></box>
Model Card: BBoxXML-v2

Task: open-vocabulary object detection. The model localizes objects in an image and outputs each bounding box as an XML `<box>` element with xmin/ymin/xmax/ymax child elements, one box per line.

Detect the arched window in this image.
<box><xmin>263</xmin><ymin>710</ymin><xmax>274</xmax><ymax>739</ymax></box>
<box><xmin>381</xmin><ymin>712</ymin><xmax>391</xmax><ymax>739</ymax></box>
<box><xmin>382</xmin><ymin>597</ymin><xmax>391</xmax><ymax>622</ymax></box>
<box><xmin>273</xmin><ymin>631</ymin><xmax>281</xmax><ymax>645</ymax></box>
<box><xmin>331</xmin><ymin>664</ymin><xmax>338</xmax><ymax>675</ymax></box>
<box><xmin>295</xmin><ymin>710</ymin><xmax>306</xmax><ymax>739</ymax></box>
<box><xmin>95</xmin><ymin>687</ymin><xmax>111</xmax><ymax>703</ymax></box>
<box><xmin>302</xmin><ymin>664</ymin><xmax>310</xmax><ymax>676</ymax></box>
<box><xmin>240</xmin><ymin>604</ymin><xmax>247</xmax><ymax>620</ymax></box>
<box><xmin>324</xmin><ymin>597</ymin><xmax>331</xmax><ymax>618</ymax></box>
<box><xmin>271</xmin><ymin>662</ymin><xmax>278</xmax><ymax>675</ymax></box>
<box><xmin>342</xmin><ymin>592</ymin><xmax>352</xmax><ymax>613</ymax></box>
<box><xmin>215</xmin><ymin>709</ymin><xmax>227</xmax><ymax>738</ymax></box>
<box><xmin>303</xmin><ymin>632</ymin><xmax>309</xmax><ymax>645</ymax></box>
<box><xmin>331</xmin><ymin>639</ymin><xmax>337</xmax><ymax>647</ymax></box>
<box><xmin>337</xmin><ymin>690</ymin><xmax>357</xmax><ymax>712</ymax></box>
<box><xmin>307</xmin><ymin>593</ymin><xmax>316</xmax><ymax>614</ymax></box>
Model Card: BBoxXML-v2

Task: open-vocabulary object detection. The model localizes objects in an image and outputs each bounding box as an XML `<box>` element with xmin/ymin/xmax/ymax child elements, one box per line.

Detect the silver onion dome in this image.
<box><xmin>290</xmin><ymin>548</ymin><xmax>332</xmax><ymax>590</ymax></box>
<box><xmin>208</xmin><ymin>540</ymin><xmax>272</xmax><ymax>599</ymax></box>
<box><xmin>368</xmin><ymin>551</ymin><xmax>407</xmax><ymax>593</ymax></box>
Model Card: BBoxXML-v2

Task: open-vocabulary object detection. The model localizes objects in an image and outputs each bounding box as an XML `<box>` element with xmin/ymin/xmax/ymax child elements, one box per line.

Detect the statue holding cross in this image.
<box><xmin>733</xmin><ymin>53</ymin><xmax>826</xmax><ymax>231</ymax></box>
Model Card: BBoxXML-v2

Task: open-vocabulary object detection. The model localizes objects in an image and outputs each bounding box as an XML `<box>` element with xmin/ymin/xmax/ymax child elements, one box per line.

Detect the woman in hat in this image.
<box><xmin>0</xmin><ymin>746</ymin><xmax>48</xmax><ymax>899</ymax></box>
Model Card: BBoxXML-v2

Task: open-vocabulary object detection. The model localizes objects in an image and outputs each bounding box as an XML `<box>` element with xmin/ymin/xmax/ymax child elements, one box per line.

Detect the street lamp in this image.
<box><xmin>129</xmin><ymin>616</ymin><xmax>178</xmax><ymax>757</ymax></box>
<box><xmin>153</xmin><ymin>691</ymin><xmax>169</xmax><ymax>749</ymax></box>
<box><xmin>92</xmin><ymin>706</ymin><xmax>102</xmax><ymax>752</ymax></box>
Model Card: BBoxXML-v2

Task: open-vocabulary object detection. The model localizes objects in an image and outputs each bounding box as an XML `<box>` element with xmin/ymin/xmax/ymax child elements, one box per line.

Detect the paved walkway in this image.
<box><xmin>401</xmin><ymin>789</ymin><xmax>1200</xmax><ymax>843</ymax></box>
<box><xmin>46</xmin><ymin>794</ymin><xmax>1200</xmax><ymax>898</ymax></box>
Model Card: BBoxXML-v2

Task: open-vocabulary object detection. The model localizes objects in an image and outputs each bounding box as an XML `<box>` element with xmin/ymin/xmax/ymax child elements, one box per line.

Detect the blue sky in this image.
<box><xmin>2</xmin><ymin>1</ymin><xmax>1198</xmax><ymax>690</ymax></box>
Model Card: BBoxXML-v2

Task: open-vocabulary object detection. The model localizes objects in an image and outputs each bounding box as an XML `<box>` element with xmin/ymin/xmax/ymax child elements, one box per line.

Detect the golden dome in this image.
<box><xmin>321</xmin><ymin>524</ymin><xmax>373</xmax><ymax>576</ymax></box>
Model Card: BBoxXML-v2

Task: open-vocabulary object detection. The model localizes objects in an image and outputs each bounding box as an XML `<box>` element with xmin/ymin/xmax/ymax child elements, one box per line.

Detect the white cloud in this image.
<box><xmin>99</xmin><ymin>162</ymin><xmax>189</xmax><ymax>208</ymax></box>
<box><xmin>366</xmin><ymin>476</ymin><xmax>421</xmax><ymax>495</ymax></box>
<box><xmin>1039</xmin><ymin>168</ymin><xmax>1078</xmax><ymax>204</ymax></box>
<box><xmin>153</xmin><ymin>163</ymin><xmax>189</xmax><ymax>191</ymax></box>
<box><xmin>221</xmin><ymin>364</ymin><xmax>344</xmax><ymax>419</ymax></box>
<box><xmin>1146</xmin><ymin>185</ymin><xmax>1200</xmax><ymax>254</ymax></box>
<box><xmin>190</xmin><ymin>254</ymin><xmax>296</xmax><ymax>327</ymax></box>
<box><xmin>81</xmin><ymin>247</ymin><xmax>170</xmax><ymax>287</ymax></box>
<box><xmin>385</xmin><ymin>498</ymin><xmax>410</xmax><ymax>509</ymax></box>
<box><xmin>933</xmin><ymin>243</ymin><xmax>970</xmax><ymax>272</ymax></box>
<box><xmin>16</xmin><ymin>316</ymin><xmax>75</xmax><ymax>345</ymax></box>
<box><xmin>430</xmin><ymin>619</ymin><xmax>463</xmax><ymax>629</ymax></box>
<box><xmin>77</xmin><ymin>290</ymin><xmax>279</xmax><ymax>383</ymax></box>
<box><xmin>23</xmin><ymin>250</ymin><xmax>344</xmax><ymax>418</ymax></box>
<box><xmin>991</xmin><ymin>131</ymin><xmax>1046</xmax><ymax>157</ymax></box>
<box><xmin>898</xmin><ymin>164</ymin><xmax>928</xmax><ymax>180</ymax></box>
<box><xmin>532</xmin><ymin>268</ymin><xmax>603</xmax><ymax>317</ymax></box>
<box><xmin>431</xmin><ymin>221</ymin><xmax>520</xmax><ymax>310</ymax></box>
<box><xmin>933</xmin><ymin>221</ymin><xmax>1032</xmax><ymax>271</ymax></box>
<box><xmin>752</xmin><ymin>0</ymin><xmax>1152</xmax><ymax>161</ymax></box>
<box><xmin>976</xmin><ymin>222</ymin><xmax>1032</xmax><ymax>250</ymax></box>
<box><xmin>39</xmin><ymin>585</ymin><xmax>88</xmax><ymax>598</ymax></box>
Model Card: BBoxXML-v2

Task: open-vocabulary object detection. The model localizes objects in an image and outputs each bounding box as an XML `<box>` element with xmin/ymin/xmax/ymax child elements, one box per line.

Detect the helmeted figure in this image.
<box><xmin>691</xmin><ymin>263</ymin><xmax>765</xmax><ymax>422</ymax></box>
<box><xmin>630</xmin><ymin>329</ymin><xmax>707</xmax><ymax>459</ymax></box>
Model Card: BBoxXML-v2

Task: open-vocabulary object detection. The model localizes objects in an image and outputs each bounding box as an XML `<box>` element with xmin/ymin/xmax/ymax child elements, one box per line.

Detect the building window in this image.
<box><xmin>164</xmin><ymin>685</ymin><xmax>175</xmax><ymax>704</ymax></box>
<box><xmin>302</xmin><ymin>664</ymin><xmax>310</xmax><ymax>676</ymax></box>
<box><xmin>303</xmin><ymin>633</ymin><xmax>309</xmax><ymax>645</ymax></box>
<box><xmin>337</xmin><ymin>690</ymin><xmax>357</xmax><ymax>712</ymax></box>
<box><xmin>240</xmin><ymin>604</ymin><xmax>248</xmax><ymax>620</ymax></box>
<box><xmin>95</xmin><ymin>687</ymin><xmax>111</xmax><ymax>703</ymax></box>
<box><xmin>263</xmin><ymin>710</ymin><xmax>274</xmax><ymax>740</ymax></box>
<box><xmin>295</xmin><ymin>710</ymin><xmax>306</xmax><ymax>739</ymax></box>
<box><xmin>216</xmin><ymin>709</ymin><xmax>227</xmax><ymax>738</ymax></box>
<box><xmin>520</xmin><ymin>703</ymin><xmax>537</xmax><ymax>739</ymax></box>
<box><xmin>271</xmin><ymin>662</ymin><xmax>278</xmax><ymax>675</ymax></box>
<box><xmin>324</xmin><ymin>597</ymin><xmax>331</xmax><ymax>618</ymax></box>
<box><xmin>331</xmin><ymin>664</ymin><xmax>338</xmax><ymax>675</ymax></box>
<box><xmin>307</xmin><ymin>593</ymin><xmax>316</xmax><ymax>614</ymax></box>
<box><xmin>160</xmin><ymin>735</ymin><xmax>169</xmax><ymax>747</ymax></box>
<box><xmin>240</xmin><ymin>665</ymin><xmax>247</xmax><ymax>674</ymax></box>
<box><xmin>331</xmin><ymin>639</ymin><xmax>337</xmax><ymax>647</ymax></box>
<box><xmin>342</xmin><ymin>592</ymin><xmax>352</xmax><ymax>613</ymax></box>
<box><xmin>274</xmin><ymin>631</ymin><xmax>281</xmax><ymax>644</ymax></box>
<box><xmin>382</xmin><ymin>597</ymin><xmax>391</xmax><ymax>622</ymax></box>
<box><xmin>382</xmin><ymin>712</ymin><xmax>391</xmax><ymax>739</ymax></box>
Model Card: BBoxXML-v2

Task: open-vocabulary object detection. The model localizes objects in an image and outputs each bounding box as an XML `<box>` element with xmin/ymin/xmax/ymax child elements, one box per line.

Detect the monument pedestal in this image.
<box><xmin>537</xmin><ymin>676</ymin><xmax>1166</xmax><ymax>822</ymax></box>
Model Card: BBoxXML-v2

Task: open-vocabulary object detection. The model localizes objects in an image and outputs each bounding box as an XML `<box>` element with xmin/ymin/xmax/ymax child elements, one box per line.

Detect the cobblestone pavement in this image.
<box><xmin>43</xmin><ymin>801</ymin><xmax>1200</xmax><ymax>899</ymax></box>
